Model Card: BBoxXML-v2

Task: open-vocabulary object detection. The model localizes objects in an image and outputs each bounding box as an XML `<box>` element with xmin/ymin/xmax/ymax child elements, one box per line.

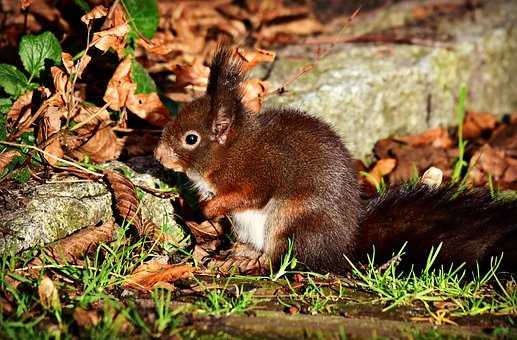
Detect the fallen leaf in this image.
<box><xmin>186</xmin><ymin>220</ymin><xmax>224</xmax><ymax>241</ymax></box>
<box><xmin>170</xmin><ymin>61</ymin><xmax>209</xmax><ymax>89</ymax></box>
<box><xmin>236</xmin><ymin>47</ymin><xmax>276</xmax><ymax>70</ymax></box>
<box><xmin>395</xmin><ymin>127</ymin><xmax>452</xmax><ymax>149</ymax></box>
<box><xmin>104</xmin><ymin>58</ymin><xmax>170</xmax><ymax>127</ymax></box>
<box><xmin>91</xmin><ymin>23</ymin><xmax>129</xmax><ymax>58</ymax></box>
<box><xmin>124</xmin><ymin>261</ymin><xmax>194</xmax><ymax>292</ymax></box>
<box><xmin>103</xmin><ymin>169</ymin><xmax>145</xmax><ymax>233</ymax></box>
<box><xmin>37</xmin><ymin>106</ymin><xmax>64</xmax><ymax>166</ymax></box>
<box><xmin>7</xmin><ymin>90</ymin><xmax>32</xmax><ymax>129</ymax></box>
<box><xmin>463</xmin><ymin>112</ymin><xmax>497</xmax><ymax>140</ymax></box>
<box><xmin>242</xmin><ymin>79</ymin><xmax>270</xmax><ymax>113</ymax></box>
<box><xmin>73</xmin><ymin>307</ymin><xmax>100</xmax><ymax>328</ymax></box>
<box><xmin>61</xmin><ymin>52</ymin><xmax>74</xmax><ymax>75</ymax></box>
<box><xmin>257</xmin><ymin>18</ymin><xmax>324</xmax><ymax>43</ymax></box>
<box><xmin>365</xmin><ymin>158</ymin><xmax>397</xmax><ymax>188</ymax></box>
<box><xmin>81</xmin><ymin>5</ymin><xmax>108</xmax><ymax>25</ymax></box>
<box><xmin>0</xmin><ymin>150</ymin><xmax>19</xmax><ymax>173</ymax></box>
<box><xmin>38</xmin><ymin>276</ymin><xmax>61</xmax><ymax>311</ymax></box>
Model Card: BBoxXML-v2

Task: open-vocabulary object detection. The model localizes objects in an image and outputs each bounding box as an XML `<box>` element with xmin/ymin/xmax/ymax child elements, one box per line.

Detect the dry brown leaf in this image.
<box><xmin>73</xmin><ymin>126</ymin><xmax>123</xmax><ymax>163</ymax></box>
<box><xmin>236</xmin><ymin>47</ymin><xmax>276</xmax><ymax>71</ymax></box>
<box><xmin>81</xmin><ymin>5</ymin><xmax>108</xmax><ymax>25</ymax></box>
<box><xmin>38</xmin><ymin>106</ymin><xmax>64</xmax><ymax>166</ymax></box>
<box><xmin>20</xmin><ymin>0</ymin><xmax>33</xmax><ymax>10</ymax></box>
<box><xmin>72</xmin><ymin>102</ymin><xmax>110</xmax><ymax>126</ymax></box>
<box><xmin>258</xmin><ymin>18</ymin><xmax>324</xmax><ymax>43</ymax></box>
<box><xmin>61</xmin><ymin>52</ymin><xmax>74</xmax><ymax>75</ymax></box>
<box><xmin>104</xmin><ymin>57</ymin><xmax>132</xmax><ymax>111</ymax></box>
<box><xmin>126</xmin><ymin>91</ymin><xmax>171</xmax><ymax>127</ymax></box>
<box><xmin>0</xmin><ymin>150</ymin><xmax>19</xmax><ymax>173</ymax></box>
<box><xmin>35</xmin><ymin>220</ymin><xmax>116</xmax><ymax>266</ymax></box>
<box><xmin>124</xmin><ymin>261</ymin><xmax>194</xmax><ymax>292</ymax></box>
<box><xmin>91</xmin><ymin>23</ymin><xmax>129</xmax><ymax>58</ymax></box>
<box><xmin>103</xmin><ymin>169</ymin><xmax>144</xmax><ymax>232</ymax></box>
<box><xmin>62</xmin><ymin>52</ymin><xmax>91</xmax><ymax>79</ymax></box>
<box><xmin>104</xmin><ymin>58</ymin><xmax>170</xmax><ymax>127</ymax></box>
<box><xmin>395</xmin><ymin>127</ymin><xmax>452</xmax><ymax>149</ymax></box>
<box><xmin>38</xmin><ymin>276</ymin><xmax>61</xmax><ymax>311</ymax></box>
<box><xmin>7</xmin><ymin>90</ymin><xmax>32</xmax><ymax>128</ymax></box>
<box><xmin>73</xmin><ymin>307</ymin><xmax>100</xmax><ymax>328</ymax></box>
<box><xmin>186</xmin><ymin>220</ymin><xmax>224</xmax><ymax>241</ymax></box>
<box><xmin>242</xmin><ymin>79</ymin><xmax>270</xmax><ymax>113</ymax></box>
<box><xmin>75</xmin><ymin>54</ymin><xmax>92</xmax><ymax>79</ymax></box>
<box><xmin>366</xmin><ymin>158</ymin><xmax>397</xmax><ymax>188</ymax></box>
<box><xmin>463</xmin><ymin>112</ymin><xmax>497</xmax><ymax>140</ymax></box>
<box><xmin>170</xmin><ymin>61</ymin><xmax>210</xmax><ymax>89</ymax></box>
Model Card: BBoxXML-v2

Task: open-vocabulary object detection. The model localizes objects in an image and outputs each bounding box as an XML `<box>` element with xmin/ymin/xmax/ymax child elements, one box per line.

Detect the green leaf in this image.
<box><xmin>19</xmin><ymin>31</ymin><xmax>62</xmax><ymax>79</ymax></box>
<box><xmin>130</xmin><ymin>59</ymin><xmax>157</xmax><ymax>94</ymax></box>
<box><xmin>122</xmin><ymin>0</ymin><xmax>159</xmax><ymax>39</ymax></box>
<box><xmin>0</xmin><ymin>64</ymin><xmax>29</xmax><ymax>96</ymax></box>
<box><xmin>0</xmin><ymin>98</ymin><xmax>12</xmax><ymax>113</ymax></box>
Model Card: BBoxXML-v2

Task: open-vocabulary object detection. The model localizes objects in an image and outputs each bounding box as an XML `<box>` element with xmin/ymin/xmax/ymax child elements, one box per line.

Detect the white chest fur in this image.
<box><xmin>232</xmin><ymin>209</ymin><xmax>267</xmax><ymax>251</ymax></box>
<box><xmin>232</xmin><ymin>199</ymin><xmax>275</xmax><ymax>251</ymax></box>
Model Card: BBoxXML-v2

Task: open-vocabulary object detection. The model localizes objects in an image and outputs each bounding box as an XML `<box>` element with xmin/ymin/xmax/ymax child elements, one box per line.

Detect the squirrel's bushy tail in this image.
<box><xmin>356</xmin><ymin>184</ymin><xmax>517</xmax><ymax>271</ymax></box>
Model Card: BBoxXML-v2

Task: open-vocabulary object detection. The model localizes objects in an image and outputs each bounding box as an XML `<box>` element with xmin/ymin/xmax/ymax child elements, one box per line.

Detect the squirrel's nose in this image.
<box><xmin>154</xmin><ymin>143</ymin><xmax>183</xmax><ymax>172</ymax></box>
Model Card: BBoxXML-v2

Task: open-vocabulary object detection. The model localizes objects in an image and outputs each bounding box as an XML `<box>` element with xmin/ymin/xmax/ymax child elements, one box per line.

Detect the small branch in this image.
<box><xmin>0</xmin><ymin>141</ymin><xmax>103</xmax><ymax>178</ymax></box>
<box><xmin>69</xmin><ymin>102</ymin><xmax>111</xmax><ymax>131</ymax></box>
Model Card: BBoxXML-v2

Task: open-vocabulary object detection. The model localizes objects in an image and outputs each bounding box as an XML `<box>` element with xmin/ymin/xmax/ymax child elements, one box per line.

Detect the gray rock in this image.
<box><xmin>263</xmin><ymin>0</ymin><xmax>517</xmax><ymax>159</ymax></box>
<box><xmin>0</xmin><ymin>158</ymin><xmax>184</xmax><ymax>255</ymax></box>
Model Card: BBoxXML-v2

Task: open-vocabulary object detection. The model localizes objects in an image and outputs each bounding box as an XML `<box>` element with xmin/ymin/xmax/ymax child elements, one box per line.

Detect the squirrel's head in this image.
<box><xmin>155</xmin><ymin>46</ymin><xmax>248</xmax><ymax>174</ymax></box>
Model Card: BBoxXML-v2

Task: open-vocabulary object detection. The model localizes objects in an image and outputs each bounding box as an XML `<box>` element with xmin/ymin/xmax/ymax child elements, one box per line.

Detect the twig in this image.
<box><xmin>69</xmin><ymin>102</ymin><xmax>111</xmax><ymax>131</ymax></box>
<box><xmin>0</xmin><ymin>141</ymin><xmax>102</xmax><ymax>178</ymax></box>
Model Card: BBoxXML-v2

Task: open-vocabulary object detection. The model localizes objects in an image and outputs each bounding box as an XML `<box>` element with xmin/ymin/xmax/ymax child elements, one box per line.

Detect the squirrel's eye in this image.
<box><xmin>185</xmin><ymin>134</ymin><xmax>198</xmax><ymax>145</ymax></box>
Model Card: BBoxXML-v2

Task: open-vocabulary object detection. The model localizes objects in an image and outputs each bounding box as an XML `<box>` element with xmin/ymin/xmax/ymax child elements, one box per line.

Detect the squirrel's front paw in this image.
<box><xmin>201</xmin><ymin>200</ymin><xmax>226</xmax><ymax>218</ymax></box>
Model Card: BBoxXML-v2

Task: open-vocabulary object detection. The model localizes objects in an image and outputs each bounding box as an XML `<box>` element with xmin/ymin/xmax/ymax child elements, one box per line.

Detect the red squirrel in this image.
<box><xmin>155</xmin><ymin>47</ymin><xmax>517</xmax><ymax>274</ymax></box>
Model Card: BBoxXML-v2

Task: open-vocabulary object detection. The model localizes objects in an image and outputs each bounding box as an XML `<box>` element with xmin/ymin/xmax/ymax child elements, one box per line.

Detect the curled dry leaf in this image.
<box><xmin>91</xmin><ymin>23</ymin><xmax>129</xmax><ymax>58</ymax></box>
<box><xmin>242</xmin><ymin>79</ymin><xmax>270</xmax><ymax>113</ymax></box>
<box><xmin>103</xmin><ymin>169</ymin><xmax>143</xmax><ymax>231</ymax></box>
<box><xmin>170</xmin><ymin>61</ymin><xmax>210</xmax><ymax>89</ymax></box>
<box><xmin>395</xmin><ymin>127</ymin><xmax>453</xmax><ymax>149</ymax></box>
<box><xmin>81</xmin><ymin>5</ymin><xmax>108</xmax><ymax>25</ymax></box>
<box><xmin>124</xmin><ymin>261</ymin><xmax>194</xmax><ymax>293</ymax></box>
<box><xmin>38</xmin><ymin>276</ymin><xmax>61</xmax><ymax>311</ymax></box>
<box><xmin>7</xmin><ymin>90</ymin><xmax>32</xmax><ymax>129</ymax></box>
<box><xmin>235</xmin><ymin>47</ymin><xmax>276</xmax><ymax>70</ymax></box>
<box><xmin>73</xmin><ymin>307</ymin><xmax>100</xmax><ymax>329</ymax></box>
<box><xmin>37</xmin><ymin>106</ymin><xmax>64</xmax><ymax>166</ymax></box>
<box><xmin>71</xmin><ymin>125</ymin><xmax>124</xmax><ymax>163</ymax></box>
<box><xmin>365</xmin><ymin>158</ymin><xmax>397</xmax><ymax>188</ymax></box>
<box><xmin>257</xmin><ymin>17</ymin><xmax>324</xmax><ymax>43</ymax></box>
<box><xmin>61</xmin><ymin>52</ymin><xmax>91</xmax><ymax>79</ymax></box>
<box><xmin>0</xmin><ymin>150</ymin><xmax>19</xmax><ymax>173</ymax></box>
<box><xmin>186</xmin><ymin>220</ymin><xmax>224</xmax><ymax>241</ymax></box>
<box><xmin>463</xmin><ymin>112</ymin><xmax>497</xmax><ymax>140</ymax></box>
<box><xmin>104</xmin><ymin>57</ymin><xmax>170</xmax><ymax>127</ymax></box>
<box><xmin>61</xmin><ymin>52</ymin><xmax>74</xmax><ymax>75</ymax></box>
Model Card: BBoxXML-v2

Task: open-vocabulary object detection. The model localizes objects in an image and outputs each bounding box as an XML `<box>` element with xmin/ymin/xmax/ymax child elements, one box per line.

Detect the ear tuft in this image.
<box><xmin>206</xmin><ymin>45</ymin><xmax>246</xmax><ymax>99</ymax></box>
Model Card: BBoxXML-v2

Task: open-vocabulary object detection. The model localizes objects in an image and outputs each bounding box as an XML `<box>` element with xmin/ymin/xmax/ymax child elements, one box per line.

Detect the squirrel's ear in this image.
<box><xmin>210</xmin><ymin>107</ymin><xmax>233</xmax><ymax>144</ymax></box>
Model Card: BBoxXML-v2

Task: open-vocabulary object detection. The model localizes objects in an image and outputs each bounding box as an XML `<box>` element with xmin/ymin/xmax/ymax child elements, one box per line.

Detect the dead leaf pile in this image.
<box><xmin>123</xmin><ymin>257</ymin><xmax>194</xmax><ymax>293</ymax></box>
<box><xmin>363</xmin><ymin>112</ymin><xmax>517</xmax><ymax>190</ymax></box>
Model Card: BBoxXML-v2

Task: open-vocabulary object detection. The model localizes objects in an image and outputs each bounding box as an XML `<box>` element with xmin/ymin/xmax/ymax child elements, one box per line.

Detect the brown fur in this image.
<box><xmin>156</xmin><ymin>46</ymin><xmax>517</xmax><ymax>274</ymax></box>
